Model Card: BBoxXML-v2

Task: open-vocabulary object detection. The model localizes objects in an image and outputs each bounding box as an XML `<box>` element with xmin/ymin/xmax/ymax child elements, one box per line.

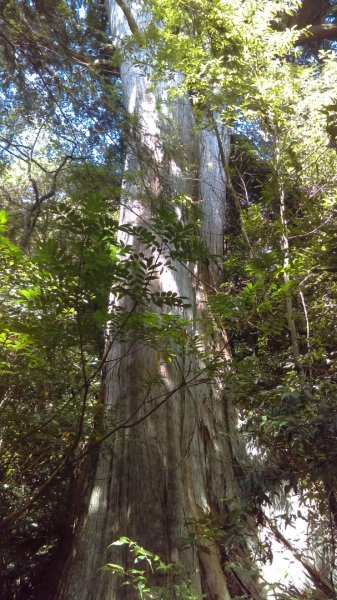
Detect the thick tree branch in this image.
<box><xmin>294</xmin><ymin>0</ymin><xmax>330</xmax><ymax>28</ymax></box>
<box><xmin>297</xmin><ymin>23</ymin><xmax>337</xmax><ymax>45</ymax></box>
<box><xmin>114</xmin><ymin>0</ymin><xmax>139</xmax><ymax>35</ymax></box>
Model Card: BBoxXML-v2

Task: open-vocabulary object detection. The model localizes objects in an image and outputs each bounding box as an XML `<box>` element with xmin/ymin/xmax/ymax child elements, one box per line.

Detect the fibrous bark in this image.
<box><xmin>56</xmin><ymin>2</ymin><xmax>263</xmax><ymax>599</ymax></box>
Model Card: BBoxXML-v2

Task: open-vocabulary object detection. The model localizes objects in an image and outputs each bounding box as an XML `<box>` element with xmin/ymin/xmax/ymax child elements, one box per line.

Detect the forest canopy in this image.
<box><xmin>1</xmin><ymin>0</ymin><xmax>337</xmax><ymax>598</ymax></box>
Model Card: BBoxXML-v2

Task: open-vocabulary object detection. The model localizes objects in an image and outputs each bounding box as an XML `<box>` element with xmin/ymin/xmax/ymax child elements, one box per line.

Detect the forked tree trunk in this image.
<box><xmin>56</xmin><ymin>2</ymin><xmax>263</xmax><ymax>598</ymax></box>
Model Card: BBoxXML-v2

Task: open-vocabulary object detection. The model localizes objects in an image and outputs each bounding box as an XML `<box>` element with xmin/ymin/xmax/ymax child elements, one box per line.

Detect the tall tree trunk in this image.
<box><xmin>56</xmin><ymin>2</ymin><xmax>263</xmax><ymax>598</ymax></box>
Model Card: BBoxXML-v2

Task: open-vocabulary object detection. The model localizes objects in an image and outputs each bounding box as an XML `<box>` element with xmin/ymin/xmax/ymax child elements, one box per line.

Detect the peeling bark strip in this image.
<box><xmin>56</xmin><ymin>2</ymin><xmax>263</xmax><ymax>598</ymax></box>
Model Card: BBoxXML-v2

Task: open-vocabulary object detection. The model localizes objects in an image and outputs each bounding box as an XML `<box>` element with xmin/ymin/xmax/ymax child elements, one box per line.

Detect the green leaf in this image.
<box><xmin>109</xmin><ymin>536</ymin><xmax>131</xmax><ymax>547</ymax></box>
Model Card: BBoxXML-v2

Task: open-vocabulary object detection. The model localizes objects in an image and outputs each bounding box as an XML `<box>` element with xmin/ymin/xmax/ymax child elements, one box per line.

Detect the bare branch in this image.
<box><xmin>21</xmin><ymin>152</ymin><xmax>75</xmax><ymax>249</ymax></box>
<box><xmin>265</xmin><ymin>514</ymin><xmax>334</xmax><ymax>596</ymax></box>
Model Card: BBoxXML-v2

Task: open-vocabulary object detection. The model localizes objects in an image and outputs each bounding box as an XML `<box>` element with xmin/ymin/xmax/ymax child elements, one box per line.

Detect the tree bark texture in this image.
<box><xmin>56</xmin><ymin>2</ymin><xmax>263</xmax><ymax>599</ymax></box>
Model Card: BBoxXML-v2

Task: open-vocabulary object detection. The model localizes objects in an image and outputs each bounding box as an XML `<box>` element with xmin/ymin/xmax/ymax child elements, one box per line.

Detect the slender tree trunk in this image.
<box><xmin>56</xmin><ymin>2</ymin><xmax>263</xmax><ymax>598</ymax></box>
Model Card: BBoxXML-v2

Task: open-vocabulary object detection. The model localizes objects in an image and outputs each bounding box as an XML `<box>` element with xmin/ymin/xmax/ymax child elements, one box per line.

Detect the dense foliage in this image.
<box><xmin>1</xmin><ymin>0</ymin><xmax>337</xmax><ymax>597</ymax></box>
<box><xmin>0</xmin><ymin>0</ymin><xmax>123</xmax><ymax>595</ymax></box>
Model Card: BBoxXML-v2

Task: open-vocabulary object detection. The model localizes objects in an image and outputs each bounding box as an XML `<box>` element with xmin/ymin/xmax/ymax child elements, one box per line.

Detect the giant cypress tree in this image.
<box><xmin>55</xmin><ymin>0</ymin><xmax>337</xmax><ymax>598</ymax></box>
<box><xmin>56</xmin><ymin>1</ymin><xmax>262</xmax><ymax>598</ymax></box>
<box><xmin>2</xmin><ymin>0</ymin><xmax>337</xmax><ymax>597</ymax></box>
